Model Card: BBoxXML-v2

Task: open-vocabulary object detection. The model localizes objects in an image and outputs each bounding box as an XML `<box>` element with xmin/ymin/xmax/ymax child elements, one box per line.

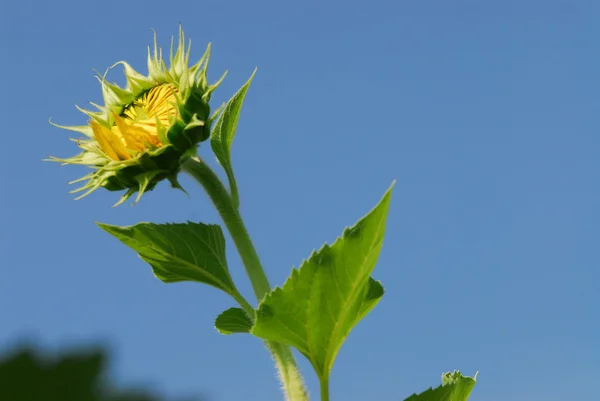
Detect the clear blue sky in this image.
<box><xmin>1</xmin><ymin>1</ymin><xmax>598</xmax><ymax>400</ymax></box>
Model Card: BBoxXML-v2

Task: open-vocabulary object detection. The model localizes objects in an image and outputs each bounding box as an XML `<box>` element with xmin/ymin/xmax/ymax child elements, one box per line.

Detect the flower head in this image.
<box><xmin>48</xmin><ymin>26</ymin><xmax>225</xmax><ymax>206</ymax></box>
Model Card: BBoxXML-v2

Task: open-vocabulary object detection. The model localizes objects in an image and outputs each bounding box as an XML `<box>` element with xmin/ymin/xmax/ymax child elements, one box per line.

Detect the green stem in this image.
<box><xmin>320</xmin><ymin>376</ymin><xmax>330</xmax><ymax>401</ymax></box>
<box><xmin>182</xmin><ymin>157</ymin><xmax>308</xmax><ymax>401</ymax></box>
<box><xmin>231</xmin><ymin>289</ymin><xmax>256</xmax><ymax>320</ymax></box>
<box><xmin>182</xmin><ymin>157</ymin><xmax>270</xmax><ymax>300</ymax></box>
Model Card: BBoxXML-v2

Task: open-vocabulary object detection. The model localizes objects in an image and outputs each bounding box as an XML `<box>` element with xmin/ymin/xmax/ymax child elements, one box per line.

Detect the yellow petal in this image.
<box><xmin>113</xmin><ymin>114</ymin><xmax>153</xmax><ymax>152</ymax></box>
<box><xmin>90</xmin><ymin>120</ymin><xmax>130</xmax><ymax>160</ymax></box>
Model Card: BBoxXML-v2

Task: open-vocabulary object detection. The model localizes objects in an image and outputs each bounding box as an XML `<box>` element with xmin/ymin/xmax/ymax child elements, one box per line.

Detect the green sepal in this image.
<box><xmin>183</xmin><ymin>88</ymin><xmax>211</xmax><ymax>127</ymax></box>
<box><xmin>56</xmin><ymin>144</ymin><xmax>188</xmax><ymax>205</ymax></box>
<box><xmin>166</xmin><ymin>172</ymin><xmax>188</xmax><ymax>197</ymax></box>
<box><xmin>202</xmin><ymin>70</ymin><xmax>228</xmax><ymax>103</ymax></box>
<box><xmin>96</xmin><ymin>74</ymin><xmax>135</xmax><ymax>109</ymax></box>
<box><xmin>111</xmin><ymin>61</ymin><xmax>155</xmax><ymax>94</ymax></box>
<box><xmin>184</xmin><ymin>114</ymin><xmax>207</xmax><ymax>144</ymax></box>
<box><xmin>206</xmin><ymin>102</ymin><xmax>225</xmax><ymax>132</ymax></box>
<box><xmin>113</xmin><ymin>188</ymin><xmax>138</xmax><ymax>207</ymax></box>
<box><xmin>48</xmin><ymin>119</ymin><xmax>94</xmax><ymax>138</ymax></box>
<box><xmin>166</xmin><ymin>117</ymin><xmax>203</xmax><ymax>152</ymax></box>
<box><xmin>215</xmin><ymin>307</ymin><xmax>253</xmax><ymax>335</ymax></box>
<box><xmin>155</xmin><ymin>114</ymin><xmax>170</xmax><ymax>146</ymax></box>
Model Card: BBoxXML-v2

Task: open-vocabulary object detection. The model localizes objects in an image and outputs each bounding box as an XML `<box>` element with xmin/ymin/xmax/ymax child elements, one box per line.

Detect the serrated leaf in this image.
<box><xmin>97</xmin><ymin>221</ymin><xmax>238</xmax><ymax>295</ymax></box>
<box><xmin>403</xmin><ymin>371</ymin><xmax>478</xmax><ymax>401</ymax></box>
<box><xmin>215</xmin><ymin>307</ymin><xmax>252</xmax><ymax>335</ymax></box>
<box><xmin>251</xmin><ymin>183</ymin><xmax>394</xmax><ymax>379</ymax></box>
<box><xmin>210</xmin><ymin>69</ymin><xmax>256</xmax><ymax>209</ymax></box>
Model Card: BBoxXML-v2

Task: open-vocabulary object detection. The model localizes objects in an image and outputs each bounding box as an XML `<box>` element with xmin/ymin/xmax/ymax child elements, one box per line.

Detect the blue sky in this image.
<box><xmin>1</xmin><ymin>1</ymin><xmax>599</xmax><ymax>400</ymax></box>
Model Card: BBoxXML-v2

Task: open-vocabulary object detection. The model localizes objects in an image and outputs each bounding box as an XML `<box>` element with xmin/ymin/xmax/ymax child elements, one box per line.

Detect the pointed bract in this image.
<box><xmin>48</xmin><ymin>27</ymin><xmax>226</xmax><ymax>205</ymax></box>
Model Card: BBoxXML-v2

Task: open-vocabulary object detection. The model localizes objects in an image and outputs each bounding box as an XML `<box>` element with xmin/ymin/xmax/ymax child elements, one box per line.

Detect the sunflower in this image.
<box><xmin>48</xmin><ymin>26</ymin><xmax>225</xmax><ymax>206</ymax></box>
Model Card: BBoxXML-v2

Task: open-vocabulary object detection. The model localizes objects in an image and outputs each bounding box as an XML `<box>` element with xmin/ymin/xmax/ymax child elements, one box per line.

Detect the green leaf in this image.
<box><xmin>251</xmin><ymin>182</ymin><xmax>394</xmax><ymax>379</ymax></box>
<box><xmin>403</xmin><ymin>371</ymin><xmax>478</xmax><ymax>401</ymax></box>
<box><xmin>210</xmin><ymin>68</ymin><xmax>256</xmax><ymax>209</ymax></box>
<box><xmin>215</xmin><ymin>307</ymin><xmax>253</xmax><ymax>335</ymax></box>
<box><xmin>97</xmin><ymin>221</ymin><xmax>238</xmax><ymax>295</ymax></box>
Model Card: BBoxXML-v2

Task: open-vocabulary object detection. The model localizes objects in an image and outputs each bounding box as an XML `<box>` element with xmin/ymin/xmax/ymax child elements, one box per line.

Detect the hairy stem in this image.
<box><xmin>182</xmin><ymin>157</ymin><xmax>308</xmax><ymax>401</ymax></box>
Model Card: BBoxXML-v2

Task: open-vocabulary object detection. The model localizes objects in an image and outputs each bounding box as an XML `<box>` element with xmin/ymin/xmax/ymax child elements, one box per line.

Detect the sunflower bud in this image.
<box><xmin>48</xmin><ymin>26</ymin><xmax>225</xmax><ymax>206</ymax></box>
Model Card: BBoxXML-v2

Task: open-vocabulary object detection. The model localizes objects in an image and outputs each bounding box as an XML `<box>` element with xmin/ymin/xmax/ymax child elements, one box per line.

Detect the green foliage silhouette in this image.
<box><xmin>0</xmin><ymin>345</ymin><xmax>203</xmax><ymax>401</ymax></box>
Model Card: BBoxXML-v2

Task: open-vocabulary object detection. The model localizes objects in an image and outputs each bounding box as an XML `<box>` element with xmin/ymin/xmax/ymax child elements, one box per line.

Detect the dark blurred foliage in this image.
<box><xmin>0</xmin><ymin>345</ymin><xmax>204</xmax><ymax>401</ymax></box>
